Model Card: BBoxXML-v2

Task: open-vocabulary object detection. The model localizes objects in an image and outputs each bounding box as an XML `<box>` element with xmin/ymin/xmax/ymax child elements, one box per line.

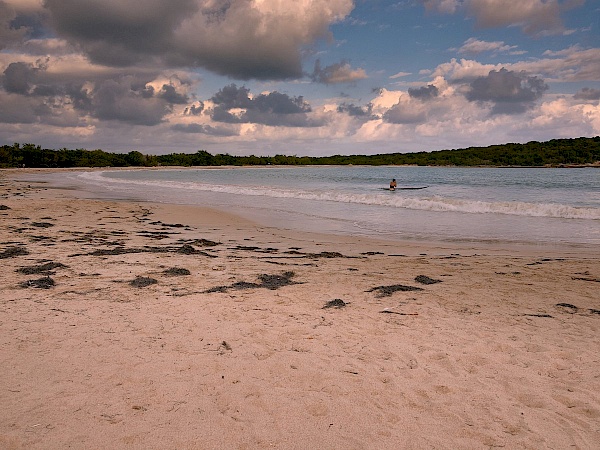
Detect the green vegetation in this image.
<box><xmin>1</xmin><ymin>136</ymin><xmax>599</xmax><ymax>168</ymax></box>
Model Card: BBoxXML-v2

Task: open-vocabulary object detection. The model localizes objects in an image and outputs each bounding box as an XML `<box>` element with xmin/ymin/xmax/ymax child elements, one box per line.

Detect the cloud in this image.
<box><xmin>465</xmin><ymin>68</ymin><xmax>548</xmax><ymax>114</ymax></box>
<box><xmin>0</xmin><ymin>58</ymin><xmax>192</xmax><ymax>126</ymax></box>
<box><xmin>0</xmin><ymin>2</ymin><xmax>29</xmax><ymax>50</ymax></box>
<box><xmin>156</xmin><ymin>84</ymin><xmax>189</xmax><ymax>104</ymax></box>
<box><xmin>467</xmin><ymin>0</ymin><xmax>564</xmax><ymax>36</ymax></box>
<box><xmin>574</xmin><ymin>88</ymin><xmax>600</xmax><ymax>101</ymax></box>
<box><xmin>433</xmin><ymin>47</ymin><xmax>600</xmax><ymax>84</ymax></box>
<box><xmin>383</xmin><ymin>93</ymin><xmax>429</xmax><ymax>124</ymax></box>
<box><xmin>311</xmin><ymin>59</ymin><xmax>368</xmax><ymax>84</ymax></box>
<box><xmin>43</xmin><ymin>0</ymin><xmax>354</xmax><ymax>80</ymax></box>
<box><xmin>389</xmin><ymin>71</ymin><xmax>411</xmax><ymax>79</ymax></box>
<box><xmin>337</xmin><ymin>102</ymin><xmax>374</xmax><ymax>119</ymax></box>
<box><xmin>2</xmin><ymin>61</ymin><xmax>39</xmax><ymax>94</ymax></box>
<box><xmin>183</xmin><ymin>102</ymin><xmax>204</xmax><ymax>115</ymax></box>
<box><xmin>170</xmin><ymin>123</ymin><xmax>237</xmax><ymax>136</ymax></box>
<box><xmin>422</xmin><ymin>0</ymin><xmax>577</xmax><ymax>36</ymax></box>
<box><xmin>86</xmin><ymin>77</ymin><xmax>172</xmax><ymax>125</ymax></box>
<box><xmin>208</xmin><ymin>84</ymin><xmax>323</xmax><ymax>127</ymax></box>
<box><xmin>408</xmin><ymin>84</ymin><xmax>439</xmax><ymax>100</ymax></box>
<box><xmin>422</xmin><ymin>0</ymin><xmax>461</xmax><ymax>14</ymax></box>
<box><xmin>458</xmin><ymin>38</ymin><xmax>518</xmax><ymax>55</ymax></box>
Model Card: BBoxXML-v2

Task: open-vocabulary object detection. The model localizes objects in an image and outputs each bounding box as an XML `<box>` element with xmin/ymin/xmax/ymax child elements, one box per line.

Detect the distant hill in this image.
<box><xmin>1</xmin><ymin>136</ymin><xmax>599</xmax><ymax>168</ymax></box>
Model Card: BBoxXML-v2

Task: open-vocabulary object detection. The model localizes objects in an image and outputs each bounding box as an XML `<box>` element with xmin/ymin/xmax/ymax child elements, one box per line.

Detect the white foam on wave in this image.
<box><xmin>78</xmin><ymin>171</ymin><xmax>600</xmax><ymax>220</ymax></box>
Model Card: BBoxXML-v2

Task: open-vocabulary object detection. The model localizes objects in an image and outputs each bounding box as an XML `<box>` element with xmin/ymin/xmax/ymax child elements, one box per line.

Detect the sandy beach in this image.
<box><xmin>1</xmin><ymin>169</ymin><xmax>599</xmax><ymax>449</ymax></box>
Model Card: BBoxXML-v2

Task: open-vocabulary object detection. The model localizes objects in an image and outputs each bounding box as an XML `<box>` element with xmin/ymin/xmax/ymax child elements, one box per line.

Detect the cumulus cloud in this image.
<box><xmin>465</xmin><ymin>68</ymin><xmax>548</xmax><ymax>114</ymax></box>
<box><xmin>432</xmin><ymin>48</ymin><xmax>600</xmax><ymax>84</ymax></box>
<box><xmin>171</xmin><ymin>122</ymin><xmax>237</xmax><ymax>136</ymax></box>
<box><xmin>408</xmin><ymin>84</ymin><xmax>439</xmax><ymax>100</ymax></box>
<box><xmin>183</xmin><ymin>102</ymin><xmax>204</xmax><ymax>115</ymax></box>
<box><xmin>0</xmin><ymin>2</ymin><xmax>29</xmax><ymax>50</ymax></box>
<box><xmin>43</xmin><ymin>0</ymin><xmax>354</xmax><ymax>80</ymax></box>
<box><xmin>337</xmin><ymin>102</ymin><xmax>375</xmax><ymax>120</ymax></box>
<box><xmin>85</xmin><ymin>77</ymin><xmax>172</xmax><ymax>125</ymax></box>
<box><xmin>574</xmin><ymin>88</ymin><xmax>600</xmax><ymax>101</ymax></box>
<box><xmin>208</xmin><ymin>84</ymin><xmax>323</xmax><ymax>127</ymax></box>
<box><xmin>311</xmin><ymin>59</ymin><xmax>368</xmax><ymax>85</ymax></box>
<box><xmin>0</xmin><ymin>58</ymin><xmax>192</xmax><ymax>126</ymax></box>
<box><xmin>2</xmin><ymin>61</ymin><xmax>38</xmax><ymax>94</ymax></box>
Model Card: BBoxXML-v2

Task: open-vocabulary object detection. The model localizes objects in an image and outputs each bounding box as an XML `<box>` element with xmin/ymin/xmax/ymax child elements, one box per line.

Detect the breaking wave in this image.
<box><xmin>78</xmin><ymin>171</ymin><xmax>600</xmax><ymax>220</ymax></box>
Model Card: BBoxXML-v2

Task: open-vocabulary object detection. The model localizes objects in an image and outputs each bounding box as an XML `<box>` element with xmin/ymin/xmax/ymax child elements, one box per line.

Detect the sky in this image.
<box><xmin>0</xmin><ymin>0</ymin><xmax>599</xmax><ymax>156</ymax></box>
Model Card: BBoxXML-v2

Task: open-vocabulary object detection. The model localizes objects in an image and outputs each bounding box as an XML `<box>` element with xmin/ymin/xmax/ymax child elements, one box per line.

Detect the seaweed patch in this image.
<box><xmin>415</xmin><ymin>275</ymin><xmax>441</xmax><ymax>285</ymax></box>
<box><xmin>17</xmin><ymin>261</ymin><xmax>68</xmax><ymax>275</ymax></box>
<box><xmin>130</xmin><ymin>276</ymin><xmax>158</xmax><ymax>288</ymax></box>
<box><xmin>0</xmin><ymin>246</ymin><xmax>28</xmax><ymax>259</ymax></box>
<box><xmin>163</xmin><ymin>267</ymin><xmax>191</xmax><ymax>276</ymax></box>
<box><xmin>366</xmin><ymin>284</ymin><xmax>424</xmax><ymax>298</ymax></box>
<box><xmin>204</xmin><ymin>271</ymin><xmax>299</xmax><ymax>293</ymax></box>
<box><xmin>20</xmin><ymin>276</ymin><xmax>55</xmax><ymax>289</ymax></box>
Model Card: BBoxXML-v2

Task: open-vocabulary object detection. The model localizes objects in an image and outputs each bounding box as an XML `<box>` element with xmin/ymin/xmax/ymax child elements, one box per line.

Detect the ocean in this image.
<box><xmin>35</xmin><ymin>166</ymin><xmax>600</xmax><ymax>249</ymax></box>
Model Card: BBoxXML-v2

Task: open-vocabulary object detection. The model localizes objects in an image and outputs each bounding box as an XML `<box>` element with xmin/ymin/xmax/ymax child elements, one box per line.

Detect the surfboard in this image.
<box><xmin>381</xmin><ymin>186</ymin><xmax>428</xmax><ymax>191</ymax></box>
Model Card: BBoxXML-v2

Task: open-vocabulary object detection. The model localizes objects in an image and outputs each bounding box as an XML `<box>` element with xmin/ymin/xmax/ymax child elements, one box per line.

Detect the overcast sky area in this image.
<box><xmin>1</xmin><ymin>0</ymin><xmax>599</xmax><ymax>156</ymax></box>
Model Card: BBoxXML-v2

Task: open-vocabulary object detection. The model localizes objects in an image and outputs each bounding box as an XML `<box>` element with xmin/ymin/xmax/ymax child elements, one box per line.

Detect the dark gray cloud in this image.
<box><xmin>337</xmin><ymin>102</ymin><xmax>375</xmax><ymax>119</ymax></box>
<box><xmin>465</xmin><ymin>68</ymin><xmax>548</xmax><ymax>114</ymax></box>
<box><xmin>0</xmin><ymin>92</ymin><xmax>39</xmax><ymax>123</ymax></box>
<box><xmin>311</xmin><ymin>59</ymin><xmax>367</xmax><ymax>85</ymax></box>
<box><xmin>44</xmin><ymin>0</ymin><xmax>198</xmax><ymax>67</ymax></box>
<box><xmin>171</xmin><ymin>123</ymin><xmax>237</xmax><ymax>136</ymax></box>
<box><xmin>42</xmin><ymin>0</ymin><xmax>354</xmax><ymax>80</ymax></box>
<box><xmin>2</xmin><ymin>62</ymin><xmax>37</xmax><ymax>94</ymax></box>
<box><xmin>208</xmin><ymin>84</ymin><xmax>322</xmax><ymax>127</ymax></box>
<box><xmin>184</xmin><ymin>102</ymin><xmax>204</xmax><ymax>115</ymax></box>
<box><xmin>408</xmin><ymin>84</ymin><xmax>439</xmax><ymax>100</ymax></box>
<box><xmin>383</xmin><ymin>105</ymin><xmax>427</xmax><ymax>124</ymax></box>
<box><xmin>86</xmin><ymin>77</ymin><xmax>171</xmax><ymax>125</ymax></box>
<box><xmin>157</xmin><ymin>84</ymin><xmax>189</xmax><ymax>104</ymax></box>
<box><xmin>0</xmin><ymin>1</ymin><xmax>30</xmax><ymax>50</ymax></box>
<box><xmin>1</xmin><ymin>60</ymin><xmax>190</xmax><ymax>126</ymax></box>
<box><xmin>574</xmin><ymin>87</ymin><xmax>600</xmax><ymax>101</ymax></box>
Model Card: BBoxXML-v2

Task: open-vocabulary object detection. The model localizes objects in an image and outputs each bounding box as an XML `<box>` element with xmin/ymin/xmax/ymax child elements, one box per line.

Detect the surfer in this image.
<box><xmin>389</xmin><ymin>179</ymin><xmax>397</xmax><ymax>191</ymax></box>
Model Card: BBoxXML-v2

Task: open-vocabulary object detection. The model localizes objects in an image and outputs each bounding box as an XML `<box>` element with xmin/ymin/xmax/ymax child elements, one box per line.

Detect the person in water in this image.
<box><xmin>390</xmin><ymin>179</ymin><xmax>397</xmax><ymax>190</ymax></box>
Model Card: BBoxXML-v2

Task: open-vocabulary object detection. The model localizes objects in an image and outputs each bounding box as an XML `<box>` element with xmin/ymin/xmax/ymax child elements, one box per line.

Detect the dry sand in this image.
<box><xmin>1</xmin><ymin>170</ymin><xmax>599</xmax><ymax>449</ymax></box>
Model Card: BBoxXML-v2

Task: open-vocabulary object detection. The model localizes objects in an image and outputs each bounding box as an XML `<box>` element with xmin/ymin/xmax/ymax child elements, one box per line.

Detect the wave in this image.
<box><xmin>78</xmin><ymin>171</ymin><xmax>600</xmax><ymax>220</ymax></box>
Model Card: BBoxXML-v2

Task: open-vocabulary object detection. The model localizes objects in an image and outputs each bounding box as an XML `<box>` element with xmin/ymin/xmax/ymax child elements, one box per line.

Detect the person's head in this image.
<box><xmin>392</xmin><ymin>179</ymin><xmax>396</xmax><ymax>182</ymax></box>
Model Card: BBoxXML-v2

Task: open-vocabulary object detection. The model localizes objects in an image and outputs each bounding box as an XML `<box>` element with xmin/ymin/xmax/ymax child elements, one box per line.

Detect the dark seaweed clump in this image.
<box><xmin>31</xmin><ymin>222</ymin><xmax>54</xmax><ymax>228</ymax></box>
<box><xmin>17</xmin><ymin>261</ymin><xmax>68</xmax><ymax>275</ymax></box>
<box><xmin>323</xmin><ymin>299</ymin><xmax>346</xmax><ymax>309</ymax></box>
<box><xmin>0</xmin><ymin>205</ymin><xmax>10</xmax><ymax>210</ymax></box>
<box><xmin>130</xmin><ymin>276</ymin><xmax>158</xmax><ymax>288</ymax></box>
<box><xmin>415</xmin><ymin>275</ymin><xmax>441</xmax><ymax>285</ymax></box>
<box><xmin>163</xmin><ymin>267</ymin><xmax>191</xmax><ymax>276</ymax></box>
<box><xmin>366</xmin><ymin>284</ymin><xmax>424</xmax><ymax>298</ymax></box>
<box><xmin>555</xmin><ymin>303</ymin><xmax>578</xmax><ymax>313</ymax></box>
<box><xmin>0</xmin><ymin>246</ymin><xmax>28</xmax><ymax>259</ymax></box>
<box><xmin>258</xmin><ymin>272</ymin><xmax>297</xmax><ymax>290</ymax></box>
<box><xmin>204</xmin><ymin>271</ymin><xmax>299</xmax><ymax>293</ymax></box>
<box><xmin>20</xmin><ymin>276</ymin><xmax>55</xmax><ymax>289</ymax></box>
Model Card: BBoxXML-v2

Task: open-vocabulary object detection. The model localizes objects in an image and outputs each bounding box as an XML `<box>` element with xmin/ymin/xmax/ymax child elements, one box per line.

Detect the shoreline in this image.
<box><xmin>6</xmin><ymin>167</ymin><xmax>598</xmax><ymax>258</ymax></box>
<box><xmin>1</xmin><ymin>170</ymin><xmax>599</xmax><ymax>449</ymax></box>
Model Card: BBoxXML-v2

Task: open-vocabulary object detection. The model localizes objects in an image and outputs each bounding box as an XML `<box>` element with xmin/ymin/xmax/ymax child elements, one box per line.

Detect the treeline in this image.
<box><xmin>1</xmin><ymin>136</ymin><xmax>599</xmax><ymax>168</ymax></box>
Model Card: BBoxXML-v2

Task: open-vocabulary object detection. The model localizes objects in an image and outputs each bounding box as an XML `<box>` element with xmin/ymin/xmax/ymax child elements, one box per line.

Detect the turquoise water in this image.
<box><xmin>44</xmin><ymin>166</ymin><xmax>600</xmax><ymax>248</ymax></box>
